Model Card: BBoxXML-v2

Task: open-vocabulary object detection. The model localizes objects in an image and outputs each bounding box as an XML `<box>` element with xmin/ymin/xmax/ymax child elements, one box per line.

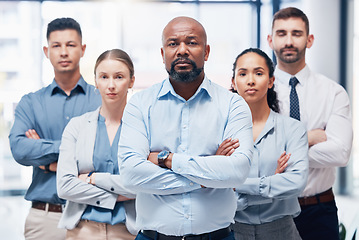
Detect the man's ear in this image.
<box><xmin>204</xmin><ymin>44</ymin><xmax>210</xmax><ymax>61</ymax></box>
<box><xmin>267</xmin><ymin>34</ymin><xmax>274</xmax><ymax>50</ymax></box>
<box><xmin>81</xmin><ymin>44</ymin><xmax>86</xmax><ymax>58</ymax></box>
<box><xmin>43</xmin><ymin>46</ymin><xmax>49</xmax><ymax>58</ymax></box>
<box><xmin>306</xmin><ymin>34</ymin><xmax>314</xmax><ymax>49</ymax></box>
<box><xmin>161</xmin><ymin>47</ymin><xmax>165</xmax><ymax>64</ymax></box>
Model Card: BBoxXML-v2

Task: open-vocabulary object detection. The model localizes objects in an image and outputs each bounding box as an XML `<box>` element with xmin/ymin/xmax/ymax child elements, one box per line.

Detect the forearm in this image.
<box><xmin>9</xmin><ymin>137</ymin><xmax>61</xmax><ymax>166</ymax></box>
<box><xmin>172</xmin><ymin>152</ymin><xmax>251</xmax><ymax>188</ymax></box>
<box><xmin>94</xmin><ymin>172</ymin><xmax>136</xmax><ymax>198</ymax></box>
<box><xmin>120</xmin><ymin>154</ymin><xmax>202</xmax><ymax>195</ymax></box>
<box><xmin>57</xmin><ymin>174</ymin><xmax>117</xmax><ymax>209</ymax></box>
<box><xmin>309</xmin><ymin>140</ymin><xmax>352</xmax><ymax>168</ymax></box>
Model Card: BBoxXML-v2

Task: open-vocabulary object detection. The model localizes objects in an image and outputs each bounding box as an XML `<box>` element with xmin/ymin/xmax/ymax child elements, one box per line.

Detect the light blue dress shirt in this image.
<box><xmin>119</xmin><ymin>77</ymin><xmax>254</xmax><ymax>236</ymax></box>
<box><xmin>82</xmin><ymin>115</ymin><xmax>125</xmax><ymax>224</ymax></box>
<box><xmin>9</xmin><ymin>77</ymin><xmax>101</xmax><ymax>204</ymax></box>
<box><xmin>234</xmin><ymin>111</ymin><xmax>308</xmax><ymax>225</ymax></box>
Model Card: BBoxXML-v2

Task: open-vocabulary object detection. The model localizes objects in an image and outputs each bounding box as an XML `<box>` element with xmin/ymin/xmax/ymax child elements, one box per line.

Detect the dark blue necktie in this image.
<box><xmin>289</xmin><ymin>77</ymin><xmax>300</xmax><ymax>121</ymax></box>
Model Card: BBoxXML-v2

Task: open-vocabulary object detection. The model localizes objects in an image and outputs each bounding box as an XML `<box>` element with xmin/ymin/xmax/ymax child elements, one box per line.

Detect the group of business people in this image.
<box><xmin>9</xmin><ymin>6</ymin><xmax>352</xmax><ymax>240</ymax></box>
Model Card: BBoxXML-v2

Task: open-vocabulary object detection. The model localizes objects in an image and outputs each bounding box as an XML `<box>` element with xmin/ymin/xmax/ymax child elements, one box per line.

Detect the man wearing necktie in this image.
<box><xmin>267</xmin><ymin>7</ymin><xmax>353</xmax><ymax>240</ymax></box>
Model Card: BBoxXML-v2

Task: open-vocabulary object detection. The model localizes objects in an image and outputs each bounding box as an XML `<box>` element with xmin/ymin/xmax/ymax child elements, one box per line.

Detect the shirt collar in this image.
<box><xmin>254</xmin><ymin>110</ymin><xmax>276</xmax><ymax>145</ymax></box>
<box><xmin>158</xmin><ymin>75</ymin><xmax>212</xmax><ymax>101</ymax></box>
<box><xmin>275</xmin><ymin>65</ymin><xmax>311</xmax><ymax>86</ymax></box>
<box><xmin>50</xmin><ymin>76</ymin><xmax>86</xmax><ymax>96</ymax></box>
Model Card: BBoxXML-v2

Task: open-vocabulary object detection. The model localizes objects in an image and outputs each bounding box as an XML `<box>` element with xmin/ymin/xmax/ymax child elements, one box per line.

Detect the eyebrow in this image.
<box><xmin>166</xmin><ymin>35</ymin><xmax>198</xmax><ymax>42</ymax></box>
<box><xmin>275</xmin><ymin>29</ymin><xmax>304</xmax><ymax>34</ymax></box>
<box><xmin>254</xmin><ymin>67</ymin><xmax>265</xmax><ymax>71</ymax></box>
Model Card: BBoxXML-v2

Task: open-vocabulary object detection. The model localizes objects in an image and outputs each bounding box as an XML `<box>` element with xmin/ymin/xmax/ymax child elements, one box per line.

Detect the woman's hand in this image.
<box><xmin>275</xmin><ymin>151</ymin><xmax>290</xmax><ymax>174</ymax></box>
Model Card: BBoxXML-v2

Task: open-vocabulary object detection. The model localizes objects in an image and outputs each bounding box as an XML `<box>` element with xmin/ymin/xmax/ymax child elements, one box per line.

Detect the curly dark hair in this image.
<box><xmin>231</xmin><ymin>48</ymin><xmax>280</xmax><ymax>113</ymax></box>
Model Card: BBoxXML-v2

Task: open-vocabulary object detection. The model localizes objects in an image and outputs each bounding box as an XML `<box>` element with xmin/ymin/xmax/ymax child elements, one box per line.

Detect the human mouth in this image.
<box><xmin>281</xmin><ymin>48</ymin><xmax>297</xmax><ymax>55</ymax></box>
<box><xmin>173</xmin><ymin>58</ymin><xmax>193</xmax><ymax>68</ymax></box>
<box><xmin>107</xmin><ymin>93</ymin><xmax>117</xmax><ymax>98</ymax></box>
<box><xmin>245</xmin><ymin>88</ymin><xmax>257</xmax><ymax>94</ymax></box>
<box><xmin>59</xmin><ymin>61</ymin><xmax>71</xmax><ymax>67</ymax></box>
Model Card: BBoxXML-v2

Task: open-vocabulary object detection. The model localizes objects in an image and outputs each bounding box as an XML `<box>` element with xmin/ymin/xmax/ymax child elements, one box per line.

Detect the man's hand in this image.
<box><xmin>216</xmin><ymin>138</ymin><xmax>239</xmax><ymax>156</ymax></box>
<box><xmin>308</xmin><ymin>129</ymin><xmax>327</xmax><ymax>147</ymax></box>
<box><xmin>147</xmin><ymin>152</ymin><xmax>159</xmax><ymax>165</ymax></box>
<box><xmin>275</xmin><ymin>151</ymin><xmax>290</xmax><ymax>174</ymax></box>
<box><xmin>25</xmin><ymin>129</ymin><xmax>58</xmax><ymax>172</ymax></box>
<box><xmin>39</xmin><ymin>162</ymin><xmax>58</xmax><ymax>172</ymax></box>
<box><xmin>147</xmin><ymin>152</ymin><xmax>173</xmax><ymax>169</ymax></box>
<box><xmin>25</xmin><ymin>129</ymin><xmax>40</xmax><ymax>139</ymax></box>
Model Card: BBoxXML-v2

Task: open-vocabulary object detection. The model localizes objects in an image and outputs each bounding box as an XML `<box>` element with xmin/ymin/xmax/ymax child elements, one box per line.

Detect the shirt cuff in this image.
<box><xmin>171</xmin><ymin>153</ymin><xmax>202</xmax><ymax>191</ymax></box>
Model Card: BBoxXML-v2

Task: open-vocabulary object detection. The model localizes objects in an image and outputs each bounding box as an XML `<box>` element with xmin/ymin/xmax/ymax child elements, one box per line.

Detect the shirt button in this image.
<box><xmin>183</xmin><ymin>125</ymin><xmax>187</xmax><ymax>129</ymax></box>
<box><xmin>111</xmin><ymin>187</ymin><xmax>114</xmax><ymax>191</ymax></box>
<box><xmin>189</xmin><ymin>182</ymin><xmax>194</xmax><ymax>186</ymax></box>
<box><xmin>184</xmin><ymin>214</ymin><xmax>189</xmax><ymax>219</ymax></box>
<box><xmin>163</xmin><ymin>184</ymin><xmax>166</xmax><ymax>188</ymax></box>
<box><xmin>96</xmin><ymin>201</ymin><xmax>100</xmax><ymax>205</ymax></box>
<box><xmin>178</xmin><ymin>168</ymin><xmax>181</xmax><ymax>172</ymax></box>
<box><xmin>66</xmin><ymin>116</ymin><xmax>69</xmax><ymax>120</ymax></box>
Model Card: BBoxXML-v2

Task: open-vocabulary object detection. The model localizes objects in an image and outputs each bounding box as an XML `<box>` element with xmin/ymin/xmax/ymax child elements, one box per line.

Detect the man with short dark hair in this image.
<box><xmin>267</xmin><ymin>7</ymin><xmax>353</xmax><ymax>240</ymax></box>
<box><xmin>119</xmin><ymin>16</ymin><xmax>253</xmax><ymax>240</ymax></box>
<box><xmin>9</xmin><ymin>17</ymin><xmax>101</xmax><ymax>240</ymax></box>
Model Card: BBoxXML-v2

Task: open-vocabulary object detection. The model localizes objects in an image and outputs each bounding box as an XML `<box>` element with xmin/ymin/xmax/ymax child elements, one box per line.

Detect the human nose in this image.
<box><xmin>108</xmin><ymin>78</ymin><xmax>115</xmax><ymax>89</ymax></box>
<box><xmin>247</xmin><ymin>74</ymin><xmax>255</xmax><ymax>86</ymax></box>
<box><xmin>285</xmin><ymin>34</ymin><xmax>294</xmax><ymax>46</ymax></box>
<box><xmin>176</xmin><ymin>42</ymin><xmax>189</xmax><ymax>57</ymax></box>
<box><xmin>60</xmin><ymin>46</ymin><xmax>68</xmax><ymax>57</ymax></box>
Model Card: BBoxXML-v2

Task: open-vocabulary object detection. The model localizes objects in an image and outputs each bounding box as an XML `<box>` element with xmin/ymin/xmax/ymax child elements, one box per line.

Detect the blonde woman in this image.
<box><xmin>57</xmin><ymin>49</ymin><xmax>136</xmax><ymax>240</ymax></box>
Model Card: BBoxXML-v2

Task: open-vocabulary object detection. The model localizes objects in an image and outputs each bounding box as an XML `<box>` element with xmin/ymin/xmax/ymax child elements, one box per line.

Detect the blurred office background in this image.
<box><xmin>0</xmin><ymin>0</ymin><xmax>358</xmax><ymax>239</ymax></box>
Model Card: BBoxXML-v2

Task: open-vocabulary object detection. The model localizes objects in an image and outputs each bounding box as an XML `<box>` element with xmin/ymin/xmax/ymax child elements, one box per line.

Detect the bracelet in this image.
<box><xmin>45</xmin><ymin>164</ymin><xmax>50</xmax><ymax>172</ymax></box>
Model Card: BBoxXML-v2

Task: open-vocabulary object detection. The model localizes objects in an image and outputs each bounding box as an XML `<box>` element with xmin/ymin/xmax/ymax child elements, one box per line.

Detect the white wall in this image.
<box><xmin>302</xmin><ymin>0</ymin><xmax>340</xmax><ymax>83</ymax></box>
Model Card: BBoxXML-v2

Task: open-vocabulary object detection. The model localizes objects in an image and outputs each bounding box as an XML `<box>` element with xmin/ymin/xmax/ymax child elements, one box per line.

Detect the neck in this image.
<box><xmin>248</xmin><ymin>100</ymin><xmax>271</xmax><ymax>125</ymax></box>
<box><xmin>169</xmin><ymin>73</ymin><xmax>204</xmax><ymax>101</ymax></box>
<box><xmin>54</xmin><ymin>69</ymin><xmax>81</xmax><ymax>95</ymax></box>
<box><xmin>100</xmin><ymin>100</ymin><xmax>126</xmax><ymax>123</ymax></box>
<box><xmin>277</xmin><ymin>59</ymin><xmax>306</xmax><ymax>76</ymax></box>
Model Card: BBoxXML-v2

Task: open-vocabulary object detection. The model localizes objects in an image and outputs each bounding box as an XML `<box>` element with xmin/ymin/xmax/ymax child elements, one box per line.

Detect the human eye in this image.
<box><xmin>168</xmin><ymin>41</ymin><xmax>177</xmax><ymax>47</ymax></box>
<box><xmin>115</xmin><ymin>75</ymin><xmax>123</xmax><ymax>79</ymax></box>
<box><xmin>188</xmin><ymin>41</ymin><xmax>198</xmax><ymax>46</ymax></box>
<box><xmin>238</xmin><ymin>72</ymin><xmax>246</xmax><ymax>77</ymax></box>
<box><xmin>100</xmin><ymin>74</ymin><xmax>108</xmax><ymax>79</ymax></box>
<box><xmin>276</xmin><ymin>31</ymin><xmax>286</xmax><ymax>37</ymax></box>
<box><xmin>256</xmin><ymin>71</ymin><xmax>264</xmax><ymax>76</ymax></box>
<box><xmin>292</xmin><ymin>31</ymin><xmax>303</xmax><ymax>37</ymax></box>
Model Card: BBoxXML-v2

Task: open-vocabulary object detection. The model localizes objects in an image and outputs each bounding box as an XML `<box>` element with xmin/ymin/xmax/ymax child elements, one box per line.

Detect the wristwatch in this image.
<box><xmin>86</xmin><ymin>171</ymin><xmax>94</xmax><ymax>184</ymax></box>
<box><xmin>158</xmin><ymin>150</ymin><xmax>170</xmax><ymax>169</ymax></box>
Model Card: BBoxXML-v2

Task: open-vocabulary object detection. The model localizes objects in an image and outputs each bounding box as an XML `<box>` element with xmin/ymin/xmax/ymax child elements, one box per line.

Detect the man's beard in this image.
<box><xmin>276</xmin><ymin>46</ymin><xmax>306</xmax><ymax>64</ymax></box>
<box><xmin>167</xmin><ymin>57</ymin><xmax>203</xmax><ymax>83</ymax></box>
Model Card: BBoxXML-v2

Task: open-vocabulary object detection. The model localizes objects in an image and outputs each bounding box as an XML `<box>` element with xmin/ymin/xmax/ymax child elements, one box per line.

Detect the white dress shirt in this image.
<box><xmin>274</xmin><ymin>65</ymin><xmax>353</xmax><ymax>197</ymax></box>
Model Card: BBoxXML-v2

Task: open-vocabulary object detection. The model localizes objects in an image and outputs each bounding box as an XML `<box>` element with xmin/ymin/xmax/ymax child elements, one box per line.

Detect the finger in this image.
<box><xmin>25</xmin><ymin>130</ymin><xmax>31</xmax><ymax>138</ymax></box>
<box><xmin>226</xmin><ymin>148</ymin><xmax>235</xmax><ymax>156</ymax></box>
<box><xmin>218</xmin><ymin>138</ymin><xmax>232</xmax><ymax>148</ymax></box>
<box><xmin>31</xmin><ymin>130</ymin><xmax>40</xmax><ymax>139</ymax></box>
<box><xmin>219</xmin><ymin>139</ymin><xmax>235</xmax><ymax>150</ymax></box>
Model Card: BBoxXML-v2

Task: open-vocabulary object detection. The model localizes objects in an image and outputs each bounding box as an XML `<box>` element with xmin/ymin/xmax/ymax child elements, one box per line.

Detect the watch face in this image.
<box><xmin>158</xmin><ymin>150</ymin><xmax>169</xmax><ymax>159</ymax></box>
